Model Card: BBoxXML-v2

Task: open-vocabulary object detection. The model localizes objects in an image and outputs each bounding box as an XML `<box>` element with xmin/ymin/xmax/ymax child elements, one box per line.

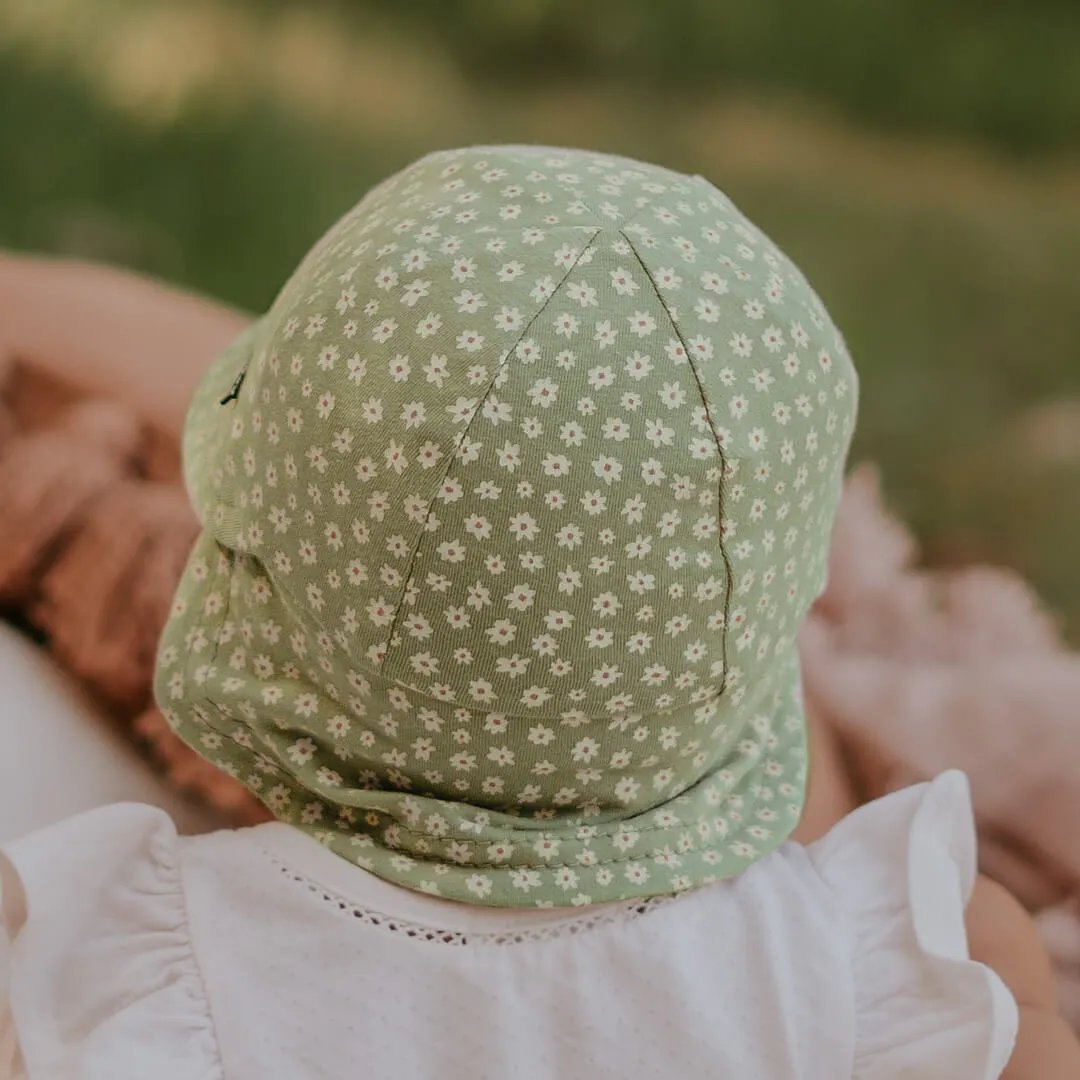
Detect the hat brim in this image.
<box><xmin>158</xmin><ymin>519</ymin><xmax>811</xmax><ymax>906</ymax></box>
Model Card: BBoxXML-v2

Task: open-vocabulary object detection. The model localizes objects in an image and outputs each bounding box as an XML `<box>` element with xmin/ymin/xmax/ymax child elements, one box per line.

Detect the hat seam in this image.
<box><xmin>375</xmin><ymin>225</ymin><xmax>601</xmax><ymax>682</ymax></box>
<box><xmin>180</xmin><ymin>514</ymin><xmax>794</xmax><ymax>863</ymax></box>
<box><xmin>618</xmin><ymin>228</ymin><xmax>735</xmax><ymax>699</ymax></box>
<box><xmin>214</xmin><ymin>537</ymin><xmax>733</xmax><ymax>728</ymax></box>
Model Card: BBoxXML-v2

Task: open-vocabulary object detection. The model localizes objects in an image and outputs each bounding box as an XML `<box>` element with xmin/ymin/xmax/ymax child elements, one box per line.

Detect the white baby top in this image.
<box><xmin>0</xmin><ymin>771</ymin><xmax>1016</xmax><ymax>1080</ymax></box>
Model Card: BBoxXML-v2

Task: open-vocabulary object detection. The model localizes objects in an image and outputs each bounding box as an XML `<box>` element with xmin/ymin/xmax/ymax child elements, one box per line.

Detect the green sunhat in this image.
<box><xmin>155</xmin><ymin>145</ymin><xmax>858</xmax><ymax>906</ymax></box>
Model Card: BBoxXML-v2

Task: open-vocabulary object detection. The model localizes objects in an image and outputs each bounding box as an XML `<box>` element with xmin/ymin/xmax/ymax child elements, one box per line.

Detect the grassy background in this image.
<box><xmin>2</xmin><ymin>0</ymin><xmax>1079</xmax><ymax>635</ymax></box>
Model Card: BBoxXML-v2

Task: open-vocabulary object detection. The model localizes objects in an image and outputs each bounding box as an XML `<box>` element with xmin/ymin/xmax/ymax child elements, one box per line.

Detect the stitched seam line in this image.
<box><xmin>378</xmin><ymin>226</ymin><xmax>603</xmax><ymax>659</ymax></box>
<box><xmin>619</xmin><ymin>230</ymin><xmax>735</xmax><ymax>695</ymax></box>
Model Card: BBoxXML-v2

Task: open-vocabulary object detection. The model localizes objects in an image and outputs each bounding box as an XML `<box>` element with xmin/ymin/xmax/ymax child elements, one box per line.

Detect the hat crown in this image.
<box><xmin>163</xmin><ymin>147</ymin><xmax>858</xmax><ymax>904</ymax></box>
<box><xmin>190</xmin><ymin>147</ymin><xmax>855</xmax><ymax>725</ymax></box>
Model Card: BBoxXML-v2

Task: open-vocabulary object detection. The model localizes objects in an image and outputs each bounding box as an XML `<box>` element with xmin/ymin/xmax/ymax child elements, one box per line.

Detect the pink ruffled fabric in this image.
<box><xmin>803</xmin><ymin>466</ymin><xmax>1080</xmax><ymax>1026</ymax></box>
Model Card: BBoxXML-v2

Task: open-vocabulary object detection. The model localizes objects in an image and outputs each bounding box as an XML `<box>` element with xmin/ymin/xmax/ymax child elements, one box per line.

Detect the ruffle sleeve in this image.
<box><xmin>0</xmin><ymin>804</ymin><xmax>222</xmax><ymax>1079</ymax></box>
<box><xmin>809</xmin><ymin>770</ymin><xmax>1019</xmax><ymax>1079</ymax></box>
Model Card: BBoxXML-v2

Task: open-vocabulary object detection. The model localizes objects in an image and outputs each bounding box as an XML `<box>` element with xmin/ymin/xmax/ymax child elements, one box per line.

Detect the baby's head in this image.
<box><xmin>156</xmin><ymin>146</ymin><xmax>857</xmax><ymax>905</ymax></box>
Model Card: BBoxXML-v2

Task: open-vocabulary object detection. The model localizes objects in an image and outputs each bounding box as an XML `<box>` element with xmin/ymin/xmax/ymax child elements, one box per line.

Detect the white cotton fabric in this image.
<box><xmin>0</xmin><ymin>771</ymin><xmax>1016</xmax><ymax>1080</ymax></box>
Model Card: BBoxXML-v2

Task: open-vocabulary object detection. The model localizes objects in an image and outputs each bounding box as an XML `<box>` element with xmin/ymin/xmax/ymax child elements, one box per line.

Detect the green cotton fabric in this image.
<box><xmin>155</xmin><ymin>145</ymin><xmax>858</xmax><ymax>906</ymax></box>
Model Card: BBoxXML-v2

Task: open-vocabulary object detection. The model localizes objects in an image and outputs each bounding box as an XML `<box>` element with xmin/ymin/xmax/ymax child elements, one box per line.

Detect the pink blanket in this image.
<box><xmin>803</xmin><ymin>466</ymin><xmax>1080</xmax><ymax>1023</ymax></box>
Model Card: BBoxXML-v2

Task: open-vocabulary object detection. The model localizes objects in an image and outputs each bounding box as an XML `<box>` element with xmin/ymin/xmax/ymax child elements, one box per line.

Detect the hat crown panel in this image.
<box><xmin>183</xmin><ymin>146</ymin><xmax>856</xmax><ymax>725</ymax></box>
<box><xmin>379</xmin><ymin>234</ymin><xmax>728</xmax><ymax>719</ymax></box>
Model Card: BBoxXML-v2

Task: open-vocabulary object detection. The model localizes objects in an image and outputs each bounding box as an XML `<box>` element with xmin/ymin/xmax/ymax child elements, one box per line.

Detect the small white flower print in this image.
<box><xmin>287</xmin><ymin>737</ymin><xmax>317</xmax><ymax>766</ymax></box>
<box><xmin>664</xmin><ymin>338</ymin><xmax>688</xmax><ymax>364</ymax></box>
<box><xmin>530</xmin><ymin>275</ymin><xmax>556</xmax><ymax>302</ymax></box>
<box><xmin>456</xmin><ymin>329</ymin><xmax>485</xmax><ymax>352</ymax></box>
<box><xmin>687</xmin><ymin>334</ymin><xmax>713</xmax><ymax>362</ymax></box>
<box><xmin>541</xmin><ymin>452</ymin><xmax>571</xmax><ymax>478</ymax></box>
<box><xmin>495</xmin><ymin>306</ymin><xmax>523</xmax><ymax>332</ymax></box>
<box><xmin>627</xmin><ymin>311</ymin><xmax>656</xmax><ymax>337</ymax></box>
<box><xmin>598</xmin><ymin>418</ymin><xmax>627</xmax><ymax>442</ymax></box>
<box><xmin>508</xmin><ymin>341</ymin><xmax>539</xmax><ymax>371</ymax></box>
<box><xmin>554</xmin><ymin>868</ymin><xmax>579</xmax><ymax>891</ymax></box>
<box><xmin>591</xmin><ymin>456</ymin><xmax>622</xmax><ymax>484</ymax></box>
<box><xmin>594</xmin><ymin>320</ymin><xmax>617</xmax><ymax>348</ymax></box>
<box><xmin>566</xmin><ymin>280</ymin><xmax>598</xmax><ymax>307</ymax></box>
<box><xmin>415</xmin><ymin>312</ymin><xmax>442</xmax><ymax>338</ymax></box>
<box><xmin>465</xmin><ymin>874</ymin><xmax>493</xmax><ymax>898</ymax></box>
<box><xmin>556</xmin><ymin>524</ymin><xmax>584</xmax><ymax>550</ymax></box>
<box><xmin>694</xmin><ymin>297</ymin><xmax>721</xmax><ymax>323</ymax></box>
<box><xmin>659</xmin><ymin>381</ymin><xmax>688</xmax><ymax>409</ymax></box>
<box><xmin>400</xmin><ymin>279</ymin><xmax>430</xmax><ymax>307</ymax></box>
<box><xmin>729</xmin><ymin>331</ymin><xmax>753</xmax><ymax>357</ymax></box>
<box><xmin>654</xmin><ymin>267</ymin><xmax>682</xmax><ymax>290</ymax></box>
<box><xmin>453</xmin><ymin>289</ymin><xmax>487</xmax><ymax>314</ymax></box>
<box><xmin>527</xmin><ymin>378</ymin><xmax>558</xmax><ymax>408</ymax></box>
<box><xmin>520</xmin><ymin>685</ymin><xmax>554</xmax><ymax>708</ymax></box>
<box><xmin>372</xmin><ymin>318</ymin><xmax>398</xmax><ymax>343</ymax></box>
<box><xmin>510</xmin><ymin>869</ymin><xmax>542</xmax><ymax>892</ymax></box>
<box><xmin>485</xmin><ymin>399</ymin><xmax>514</xmax><ymax>427</ymax></box>
<box><xmin>497</xmin><ymin>260</ymin><xmax>525</xmax><ymax>282</ymax></box>
<box><xmin>451</xmin><ymin>257</ymin><xmax>477</xmax><ymax>282</ymax></box>
<box><xmin>554</xmin><ymin>312</ymin><xmax>578</xmax><ymax>337</ymax></box>
<box><xmin>557</xmin><ymin>568</ymin><xmax>583</xmax><ymax>595</ymax></box>
<box><xmin>496</xmin><ymin>440</ymin><xmax>521</xmax><ymax>471</ymax></box>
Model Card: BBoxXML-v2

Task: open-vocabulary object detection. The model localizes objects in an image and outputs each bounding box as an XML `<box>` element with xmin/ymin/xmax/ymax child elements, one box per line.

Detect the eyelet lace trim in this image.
<box><xmin>271</xmin><ymin>858</ymin><xmax>676</xmax><ymax>946</ymax></box>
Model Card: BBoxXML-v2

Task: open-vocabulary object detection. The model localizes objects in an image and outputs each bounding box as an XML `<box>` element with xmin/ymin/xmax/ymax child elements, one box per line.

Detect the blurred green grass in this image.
<box><xmin>1</xmin><ymin>1</ymin><xmax>1079</xmax><ymax>635</ymax></box>
<box><xmin>299</xmin><ymin>0</ymin><xmax>1080</xmax><ymax>157</ymax></box>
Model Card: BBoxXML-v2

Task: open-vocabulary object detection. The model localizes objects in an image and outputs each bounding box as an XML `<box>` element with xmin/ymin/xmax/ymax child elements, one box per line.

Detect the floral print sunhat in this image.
<box><xmin>156</xmin><ymin>145</ymin><xmax>858</xmax><ymax>906</ymax></box>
